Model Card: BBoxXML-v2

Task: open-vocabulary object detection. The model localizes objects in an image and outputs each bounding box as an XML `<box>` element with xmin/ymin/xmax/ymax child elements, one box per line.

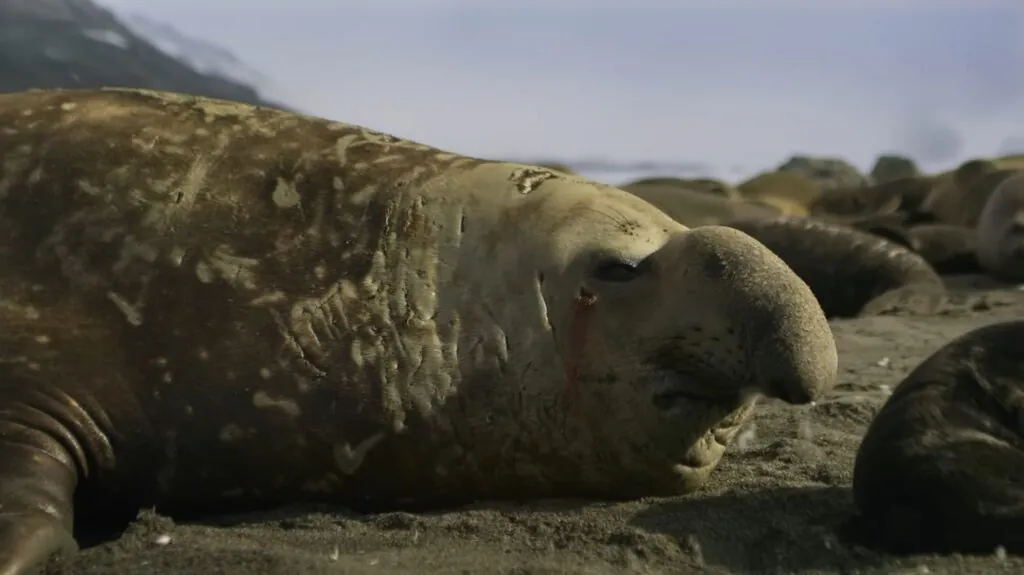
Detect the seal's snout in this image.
<box><xmin>673</xmin><ymin>226</ymin><xmax>839</xmax><ymax>405</ymax></box>
<box><xmin>755</xmin><ymin>351</ymin><xmax>821</xmax><ymax>405</ymax></box>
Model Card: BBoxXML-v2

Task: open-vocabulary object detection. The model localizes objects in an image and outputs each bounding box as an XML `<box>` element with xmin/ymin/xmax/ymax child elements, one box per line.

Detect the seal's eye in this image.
<box><xmin>592</xmin><ymin>259</ymin><xmax>648</xmax><ymax>282</ymax></box>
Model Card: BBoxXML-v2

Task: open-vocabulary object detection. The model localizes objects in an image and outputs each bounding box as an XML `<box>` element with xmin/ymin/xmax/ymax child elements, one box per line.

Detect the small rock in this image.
<box><xmin>776</xmin><ymin>155</ymin><xmax>868</xmax><ymax>191</ymax></box>
<box><xmin>869</xmin><ymin>154</ymin><xmax>920</xmax><ymax>184</ymax></box>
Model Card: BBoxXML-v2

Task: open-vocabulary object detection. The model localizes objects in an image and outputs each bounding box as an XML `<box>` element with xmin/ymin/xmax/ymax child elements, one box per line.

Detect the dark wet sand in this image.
<box><xmin>45</xmin><ymin>275</ymin><xmax>1024</xmax><ymax>574</ymax></box>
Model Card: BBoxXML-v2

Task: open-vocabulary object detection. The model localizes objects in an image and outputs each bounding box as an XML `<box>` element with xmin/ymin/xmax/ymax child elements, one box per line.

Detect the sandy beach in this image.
<box><xmin>38</xmin><ymin>275</ymin><xmax>1024</xmax><ymax>575</ymax></box>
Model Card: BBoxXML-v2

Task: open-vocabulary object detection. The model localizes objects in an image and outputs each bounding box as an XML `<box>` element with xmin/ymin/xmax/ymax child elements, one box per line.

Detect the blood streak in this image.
<box><xmin>563</xmin><ymin>288</ymin><xmax>598</xmax><ymax>409</ymax></box>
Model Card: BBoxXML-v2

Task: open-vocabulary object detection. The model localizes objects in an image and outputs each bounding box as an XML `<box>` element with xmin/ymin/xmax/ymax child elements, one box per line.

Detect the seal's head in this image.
<box><xmin>977</xmin><ymin>171</ymin><xmax>1024</xmax><ymax>281</ymax></box>
<box><xmin>463</xmin><ymin>168</ymin><xmax>838</xmax><ymax>495</ymax></box>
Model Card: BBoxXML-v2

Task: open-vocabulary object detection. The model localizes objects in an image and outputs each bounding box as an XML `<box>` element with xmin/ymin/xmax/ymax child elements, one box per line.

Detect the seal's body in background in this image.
<box><xmin>977</xmin><ymin>171</ymin><xmax>1024</xmax><ymax>281</ymax></box>
<box><xmin>724</xmin><ymin>217</ymin><xmax>946</xmax><ymax>318</ymax></box>
<box><xmin>853</xmin><ymin>320</ymin><xmax>1024</xmax><ymax>554</ymax></box>
<box><xmin>0</xmin><ymin>88</ymin><xmax>837</xmax><ymax>572</ymax></box>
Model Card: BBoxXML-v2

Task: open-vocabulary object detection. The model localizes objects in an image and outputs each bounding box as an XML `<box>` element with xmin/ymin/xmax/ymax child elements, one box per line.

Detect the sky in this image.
<box><xmin>94</xmin><ymin>1</ymin><xmax>1024</xmax><ymax>179</ymax></box>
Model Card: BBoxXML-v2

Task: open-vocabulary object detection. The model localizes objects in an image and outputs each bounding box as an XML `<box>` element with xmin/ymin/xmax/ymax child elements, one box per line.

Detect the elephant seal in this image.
<box><xmin>810</xmin><ymin>176</ymin><xmax>935</xmax><ymax>223</ymax></box>
<box><xmin>724</xmin><ymin>217</ymin><xmax>946</xmax><ymax>318</ymax></box>
<box><xmin>745</xmin><ymin>194</ymin><xmax>808</xmax><ymax>217</ymax></box>
<box><xmin>619</xmin><ymin>183</ymin><xmax>780</xmax><ymax>227</ymax></box>
<box><xmin>0</xmin><ymin>88</ymin><xmax>839</xmax><ymax>572</ymax></box>
<box><xmin>850</xmin><ymin>222</ymin><xmax>980</xmax><ymax>275</ymax></box>
<box><xmin>897</xmin><ymin>224</ymin><xmax>980</xmax><ymax>275</ymax></box>
<box><xmin>977</xmin><ymin>171</ymin><xmax>1024</xmax><ymax>281</ymax></box>
<box><xmin>621</xmin><ymin>177</ymin><xmax>740</xmax><ymax>200</ymax></box>
<box><xmin>924</xmin><ymin>162</ymin><xmax>1019</xmax><ymax>226</ymax></box>
<box><xmin>737</xmin><ymin>171</ymin><xmax>822</xmax><ymax>208</ymax></box>
<box><xmin>852</xmin><ymin>320</ymin><xmax>1024</xmax><ymax>554</ymax></box>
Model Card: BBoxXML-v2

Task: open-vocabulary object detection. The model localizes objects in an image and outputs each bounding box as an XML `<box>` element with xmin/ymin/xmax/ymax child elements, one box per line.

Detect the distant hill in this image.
<box><xmin>0</xmin><ymin>0</ymin><xmax>290</xmax><ymax>109</ymax></box>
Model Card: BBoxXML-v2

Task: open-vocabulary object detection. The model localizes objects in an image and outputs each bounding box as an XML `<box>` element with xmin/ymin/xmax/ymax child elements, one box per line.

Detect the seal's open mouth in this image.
<box><xmin>650</xmin><ymin>371</ymin><xmax>751</xmax><ymax>411</ymax></box>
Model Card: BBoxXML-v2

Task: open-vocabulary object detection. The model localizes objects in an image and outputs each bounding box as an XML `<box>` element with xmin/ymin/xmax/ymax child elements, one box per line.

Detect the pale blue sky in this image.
<box><xmin>95</xmin><ymin>1</ymin><xmax>1024</xmax><ymax>179</ymax></box>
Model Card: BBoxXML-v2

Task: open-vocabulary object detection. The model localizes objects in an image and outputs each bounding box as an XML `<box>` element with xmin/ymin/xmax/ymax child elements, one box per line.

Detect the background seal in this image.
<box><xmin>724</xmin><ymin>216</ymin><xmax>947</xmax><ymax>318</ymax></box>
<box><xmin>852</xmin><ymin>320</ymin><xmax>1024</xmax><ymax>554</ymax></box>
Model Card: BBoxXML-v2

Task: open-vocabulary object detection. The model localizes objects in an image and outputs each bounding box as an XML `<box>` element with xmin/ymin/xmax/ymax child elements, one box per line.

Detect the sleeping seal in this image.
<box><xmin>976</xmin><ymin>170</ymin><xmax>1024</xmax><ymax>281</ymax></box>
<box><xmin>924</xmin><ymin>161</ymin><xmax>1019</xmax><ymax>227</ymax></box>
<box><xmin>724</xmin><ymin>216</ymin><xmax>947</xmax><ymax>318</ymax></box>
<box><xmin>619</xmin><ymin>182</ymin><xmax>780</xmax><ymax>227</ymax></box>
<box><xmin>850</xmin><ymin>221</ymin><xmax>980</xmax><ymax>275</ymax></box>
<box><xmin>0</xmin><ymin>88</ymin><xmax>838</xmax><ymax>572</ymax></box>
<box><xmin>853</xmin><ymin>320</ymin><xmax>1024</xmax><ymax>554</ymax></box>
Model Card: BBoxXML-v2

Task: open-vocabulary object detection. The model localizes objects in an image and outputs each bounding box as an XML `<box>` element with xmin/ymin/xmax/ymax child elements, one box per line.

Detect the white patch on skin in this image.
<box><xmin>195</xmin><ymin>246</ymin><xmax>260</xmax><ymax>290</ymax></box>
<box><xmin>195</xmin><ymin>261</ymin><xmax>214</xmax><ymax>284</ymax></box>
<box><xmin>509</xmin><ymin>167</ymin><xmax>558</xmax><ymax>195</ymax></box>
<box><xmin>350</xmin><ymin>183</ymin><xmax>378</xmax><ymax>206</ymax></box>
<box><xmin>271</xmin><ymin>177</ymin><xmax>301</xmax><ymax>209</ymax></box>
<box><xmin>333</xmin><ymin>134</ymin><xmax>359</xmax><ymax>165</ymax></box>
<box><xmin>533</xmin><ymin>275</ymin><xmax>551</xmax><ymax>330</ymax></box>
<box><xmin>152</xmin><ymin>357</ymin><xmax>168</xmax><ymax>367</ymax></box>
<box><xmin>197</xmin><ymin>348</ymin><xmax>210</xmax><ymax>361</ymax></box>
<box><xmin>349</xmin><ymin>339</ymin><xmax>364</xmax><ymax>368</ymax></box>
<box><xmin>259</xmin><ymin>367</ymin><xmax>273</xmax><ymax>379</ymax></box>
<box><xmin>112</xmin><ymin>238</ymin><xmax>159</xmax><ymax>276</ymax></box>
<box><xmin>161</xmin><ymin>372</ymin><xmax>172</xmax><ymax>383</ymax></box>
<box><xmin>4</xmin><ymin>303</ymin><xmax>41</xmax><ymax>320</ymax></box>
<box><xmin>76</xmin><ymin>180</ymin><xmax>103</xmax><ymax>196</ymax></box>
<box><xmin>107</xmin><ymin>291</ymin><xmax>143</xmax><ymax>326</ymax></box>
<box><xmin>168</xmin><ymin>246</ymin><xmax>186</xmax><ymax>267</ymax></box>
<box><xmin>252</xmin><ymin>390</ymin><xmax>301</xmax><ymax>417</ymax></box>
<box><xmin>251</xmin><ymin>291</ymin><xmax>287</xmax><ymax>306</ymax></box>
<box><xmin>332</xmin><ymin>432</ymin><xmax>386</xmax><ymax>475</ymax></box>
<box><xmin>313</xmin><ymin>265</ymin><xmax>327</xmax><ymax>280</ymax></box>
<box><xmin>33</xmin><ymin>335</ymin><xmax>49</xmax><ymax>344</ymax></box>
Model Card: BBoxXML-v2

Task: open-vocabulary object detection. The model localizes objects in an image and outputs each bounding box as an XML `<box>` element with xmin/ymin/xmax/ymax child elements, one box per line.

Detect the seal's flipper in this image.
<box><xmin>0</xmin><ymin>425</ymin><xmax>79</xmax><ymax>573</ymax></box>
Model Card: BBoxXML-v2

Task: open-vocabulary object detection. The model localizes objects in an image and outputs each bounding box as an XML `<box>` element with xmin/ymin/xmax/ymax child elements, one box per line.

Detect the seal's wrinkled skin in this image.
<box><xmin>977</xmin><ymin>171</ymin><xmax>1024</xmax><ymax>281</ymax></box>
<box><xmin>0</xmin><ymin>88</ymin><xmax>837</xmax><ymax>573</ymax></box>
<box><xmin>853</xmin><ymin>321</ymin><xmax>1024</xmax><ymax>554</ymax></box>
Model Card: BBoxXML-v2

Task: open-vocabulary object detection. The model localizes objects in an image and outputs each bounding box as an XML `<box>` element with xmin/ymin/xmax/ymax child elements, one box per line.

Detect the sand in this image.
<box><xmin>44</xmin><ymin>275</ymin><xmax>1024</xmax><ymax>575</ymax></box>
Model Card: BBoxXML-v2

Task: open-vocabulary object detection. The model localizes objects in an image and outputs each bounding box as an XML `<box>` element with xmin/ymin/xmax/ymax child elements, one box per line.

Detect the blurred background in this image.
<box><xmin>2</xmin><ymin>0</ymin><xmax>1022</xmax><ymax>185</ymax></box>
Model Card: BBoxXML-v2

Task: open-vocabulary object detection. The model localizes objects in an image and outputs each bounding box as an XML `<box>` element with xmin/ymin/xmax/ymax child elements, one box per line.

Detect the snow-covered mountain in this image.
<box><xmin>0</xmin><ymin>0</ymin><xmax>291</xmax><ymax>110</ymax></box>
<box><xmin>116</xmin><ymin>12</ymin><xmax>283</xmax><ymax>101</ymax></box>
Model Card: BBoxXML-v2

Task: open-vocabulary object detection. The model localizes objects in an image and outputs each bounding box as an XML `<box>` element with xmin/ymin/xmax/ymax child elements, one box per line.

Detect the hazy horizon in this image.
<box><xmin>95</xmin><ymin>1</ymin><xmax>1024</xmax><ymax>177</ymax></box>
